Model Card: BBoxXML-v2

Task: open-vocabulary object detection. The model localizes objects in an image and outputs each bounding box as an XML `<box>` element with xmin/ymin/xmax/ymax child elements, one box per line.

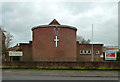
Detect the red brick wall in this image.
<box><xmin>19</xmin><ymin>41</ymin><xmax>32</xmax><ymax>61</ymax></box>
<box><xmin>2</xmin><ymin>61</ymin><xmax>119</xmax><ymax>68</ymax></box>
<box><xmin>77</xmin><ymin>43</ymin><xmax>103</xmax><ymax>61</ymax></box>
<box><xmin>32</xmin><ymin>27</ymin><xmax>77</xmax><ymax>61</ymax></box>
<box><xmin>2</xmin><ymin>31</ymin><xmax>6</xmax><ymax>53</ymax></box>
<box><xmin>1</xmin><ymin>30</ymin><xmax>6</xmax><ymax>61</ymax></box>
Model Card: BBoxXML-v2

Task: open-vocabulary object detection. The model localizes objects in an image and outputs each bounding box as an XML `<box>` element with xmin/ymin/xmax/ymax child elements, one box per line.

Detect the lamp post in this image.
<box><xmin>91</xmin><ymin>24</ymin><xmax>94</xmax><ymax>62</ymax></box>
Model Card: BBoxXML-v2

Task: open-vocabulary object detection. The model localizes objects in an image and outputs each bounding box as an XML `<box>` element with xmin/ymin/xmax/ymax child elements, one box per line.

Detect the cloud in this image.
<box><xmin>2</xmin><ymin>1</ymin><xmax>118</xmax><ymax>46</ymax></box>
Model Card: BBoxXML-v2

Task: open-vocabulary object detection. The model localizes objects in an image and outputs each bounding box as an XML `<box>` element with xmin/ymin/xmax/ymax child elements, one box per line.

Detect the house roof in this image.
<box><xmin>0</xmin><ymin>27</ymin><xmax>6</xmax><ymax>39</ymax></box>
<box><xmin>49</xmin><ymin>19</ymin><xmax>60</xmax><ymax>25</ymax></box>
<box><xmin>8</xmin><ymin>44</ymin><xmax>19</xmax><ymax>51</ymax></box>
<box><xmin>32</xmin><ymin>19</ymin><xmax>77</xmax><ymax>31</ymax></box>
<box><xmin>78</xmin><ymin>42</ymin><xmax>103</xmax><ymax>45</ymax></box>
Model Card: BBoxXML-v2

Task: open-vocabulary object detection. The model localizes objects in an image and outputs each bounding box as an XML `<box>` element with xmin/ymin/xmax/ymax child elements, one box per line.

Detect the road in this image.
<box><xmin>2</xmin><ymin>69</ymin><xmax>119</xmax><ymax>80</ymax></box>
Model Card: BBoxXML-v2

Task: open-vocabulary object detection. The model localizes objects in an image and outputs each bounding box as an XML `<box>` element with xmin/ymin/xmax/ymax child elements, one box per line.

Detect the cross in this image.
<box><xmin>54</xmin><ymin>36</ymin><xmax>59</xmax><ymax>47</ymax></box>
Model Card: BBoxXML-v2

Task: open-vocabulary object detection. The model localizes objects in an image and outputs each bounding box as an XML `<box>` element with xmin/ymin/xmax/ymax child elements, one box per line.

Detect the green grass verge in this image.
<box><xmin>1</xmin><ymin>66</ymin><xmax>120</xmax><ymax>70</ymax></box>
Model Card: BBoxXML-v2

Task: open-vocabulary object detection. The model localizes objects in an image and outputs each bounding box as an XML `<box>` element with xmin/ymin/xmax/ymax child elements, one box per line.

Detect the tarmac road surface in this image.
<box><xmin>2</xmin><ymin>69</ymin><xmax>119</xmax><ymax>80</ymax></box>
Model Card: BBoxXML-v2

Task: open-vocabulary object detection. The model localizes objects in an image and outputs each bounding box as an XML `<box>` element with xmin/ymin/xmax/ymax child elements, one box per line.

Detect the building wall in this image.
<box><xmin>77</xmin><ymin>42</ymin><xmax>103</xmax><ymax>61</ymax></box>
<box><xmin>0</xmin><ymin>28</ymin><xmax>6</xmax><ymax>61</ymax></box>
<box><xmin>0</xmin><ymin>28</ymin><xmax>2</xmax><ymax>56</ymax></box>
<box><xmin>3</xmin><ymin>61</ymin><xmax>120</xmax><ymax>68</ymax></box>
<box><xmin>2</xmin><ymin>32</ymin><xmax>6</xmax><ymax>50</ymax></box>
<box><xmin>19</xmin><ymin>41</ymin><xmax>32</xmax><ymax>61</ymax></box>
<box><xmin>32</xmin><ymin>27</ymin><xmax>77</xmax><ymax>61</ymax></box>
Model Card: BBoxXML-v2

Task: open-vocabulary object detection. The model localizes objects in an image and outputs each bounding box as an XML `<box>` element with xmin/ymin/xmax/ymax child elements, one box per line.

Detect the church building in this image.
<box><xmin>7</xmin><ymin>19</ymin><xmax>103</xmax><ymax>62</ymax></box>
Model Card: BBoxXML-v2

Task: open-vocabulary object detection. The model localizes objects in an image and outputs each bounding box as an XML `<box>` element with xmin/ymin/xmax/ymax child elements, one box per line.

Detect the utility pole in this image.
<box><xmin>91</xmin><ymin>24</ymin><xmax>94</xmax><ymax>62</ymax></box>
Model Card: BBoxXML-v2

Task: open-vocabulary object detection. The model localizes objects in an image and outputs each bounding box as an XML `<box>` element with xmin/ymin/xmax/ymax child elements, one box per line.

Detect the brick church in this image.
<box><xmin>8</xmin><ymin>19</ymin><xmax>103</xmax><ymax>62</ymax></box>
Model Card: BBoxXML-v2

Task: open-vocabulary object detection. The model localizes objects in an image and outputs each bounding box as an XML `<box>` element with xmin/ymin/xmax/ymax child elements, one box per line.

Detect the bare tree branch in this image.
<box><xmin>5</xmin><ymin>32</ymin><xmax>13</xmax><ymax>49</ymax></box>
<box><xmin>77</xmin><ymin>35</ymin><xmax>91</xmax><ymax>44</ymax></box>
<box><xmin>0</xmin><ymin>26</ymin><xmax>13</xmax><ymax>49</ymax></box>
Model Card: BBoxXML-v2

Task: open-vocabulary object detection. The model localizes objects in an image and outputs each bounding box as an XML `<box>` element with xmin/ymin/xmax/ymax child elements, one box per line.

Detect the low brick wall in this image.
<box><xmin>2</xmin><ymin>61</ymin><xmax>120</xmax><ymax>68</ymax></box>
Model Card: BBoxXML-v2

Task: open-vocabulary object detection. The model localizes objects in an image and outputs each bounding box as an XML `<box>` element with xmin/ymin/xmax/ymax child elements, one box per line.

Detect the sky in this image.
<box><xmin>1</xmin><ymin>1</ymin><xmax>119</xmax><ymax>47</ymax></box>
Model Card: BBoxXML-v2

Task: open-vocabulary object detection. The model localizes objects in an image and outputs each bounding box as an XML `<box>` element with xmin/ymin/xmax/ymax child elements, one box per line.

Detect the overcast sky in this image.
<box><xmin>1</xmin><ymin>1</ymin><xmax>118</xmax><ymax>47</ymax></box>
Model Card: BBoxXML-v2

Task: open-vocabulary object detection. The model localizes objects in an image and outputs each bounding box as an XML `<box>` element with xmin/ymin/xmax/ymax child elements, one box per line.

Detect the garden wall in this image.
<box><xmin>2</xmin><ymin>61</ymin><xmax>120</xmax><ymax>68</ymax></box>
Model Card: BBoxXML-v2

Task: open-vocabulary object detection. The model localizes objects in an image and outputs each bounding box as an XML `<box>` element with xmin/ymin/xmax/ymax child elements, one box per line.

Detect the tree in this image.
<box><xmin>77</xmin><ymin>35</ymin><xmax>91</xmax><ymax>44</ymax></box>
<box><xmin>5</xmin><ymin>32</ymin><xmax>13</xmax><ymax>49</ymax></box>
<box><xmin>0</xmin><ymin>26</ymin><xmax>13</xmax><ymax>61</ymax></box>
<box><xmin>0</xmin><ymin>26</ymin><xmax>13</xmax><ymax>50</ymax></box>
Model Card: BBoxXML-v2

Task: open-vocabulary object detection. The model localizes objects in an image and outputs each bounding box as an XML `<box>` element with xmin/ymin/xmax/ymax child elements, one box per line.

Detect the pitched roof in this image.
<box><xmin>0</xmin><ymin>27</ymin><xmax>6</xmax><ymax>38</ymax></box>
<box><xmin>32</xmin><ymin>19</ymin><xmax>77</xmax><ymax>31</ymax></box>
<box><xmin>49</xmin><ymin>19</ymin><xmax>60</xmax><ymax>25</ymax></box>
<box><xmin>8</xmin><ymin>44</ymin><xmax>19</xmax><ymax>51</ymax></box>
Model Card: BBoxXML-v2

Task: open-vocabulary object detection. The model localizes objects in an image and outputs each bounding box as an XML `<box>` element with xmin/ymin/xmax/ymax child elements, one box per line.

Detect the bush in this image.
<box><xmin>117</xmin><ymin>51</ymin><xmax>120</xmax><ymax>61</ymax></box>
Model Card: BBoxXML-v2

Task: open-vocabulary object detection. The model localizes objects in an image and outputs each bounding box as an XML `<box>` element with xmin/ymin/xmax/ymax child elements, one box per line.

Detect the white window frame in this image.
<box><xmin>96</xmin><ymin>50</ymin><xmax>100</xmax><ymax>54</ymax></box>
<box><xmin>87</xmin><ymin>50</ymin><xmax>91</xmax><ymax>54</ymax></box>
<box><xmin>80</xmin><ymin>50</ymin><xmax>83</xmax><ymax>54</ymax></box>
<box><xmin>80</xmin><ymin>50</ymin><xmax>91</xmax><ymax>55</ymax></box>
<box><xmin>84</xmin><ymin>50</ymin><xmax>87</xmax><ymax>54</ymax></box>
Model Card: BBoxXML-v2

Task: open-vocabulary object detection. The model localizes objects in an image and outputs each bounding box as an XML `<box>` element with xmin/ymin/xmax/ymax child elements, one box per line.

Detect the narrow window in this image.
<box><xmin>84</xmin><ymin>50</ymin><xmax>87</xmax><ymax>54</ymax></box>
<box><xmin>96</xmin><ymin>50</ymin><xmax>99</xmax><ymax>55</ymax></box>
<box><xmin>80</xmin><ymin>50</ymin><xmax>83</xmax><ymax>54</ymax></box>
<box><xmin>88</xmin><ymin>50</ymin><xmax>91</xmax><ymax>54</ymax></box>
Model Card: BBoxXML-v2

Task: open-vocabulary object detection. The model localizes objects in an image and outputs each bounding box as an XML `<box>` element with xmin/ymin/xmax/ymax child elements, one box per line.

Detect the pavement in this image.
<box><xmin>2</xmin><ymin>69</ymin><xmax>120</xmax><ymax>80</ymax></box>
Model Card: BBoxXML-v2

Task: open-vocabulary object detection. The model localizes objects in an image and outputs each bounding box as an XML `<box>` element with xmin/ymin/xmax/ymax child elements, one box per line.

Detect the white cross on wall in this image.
<box><xmin>54</xmin><ymin>36</ymin><xmax>59</xmax><ymax>47</ymax></box>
